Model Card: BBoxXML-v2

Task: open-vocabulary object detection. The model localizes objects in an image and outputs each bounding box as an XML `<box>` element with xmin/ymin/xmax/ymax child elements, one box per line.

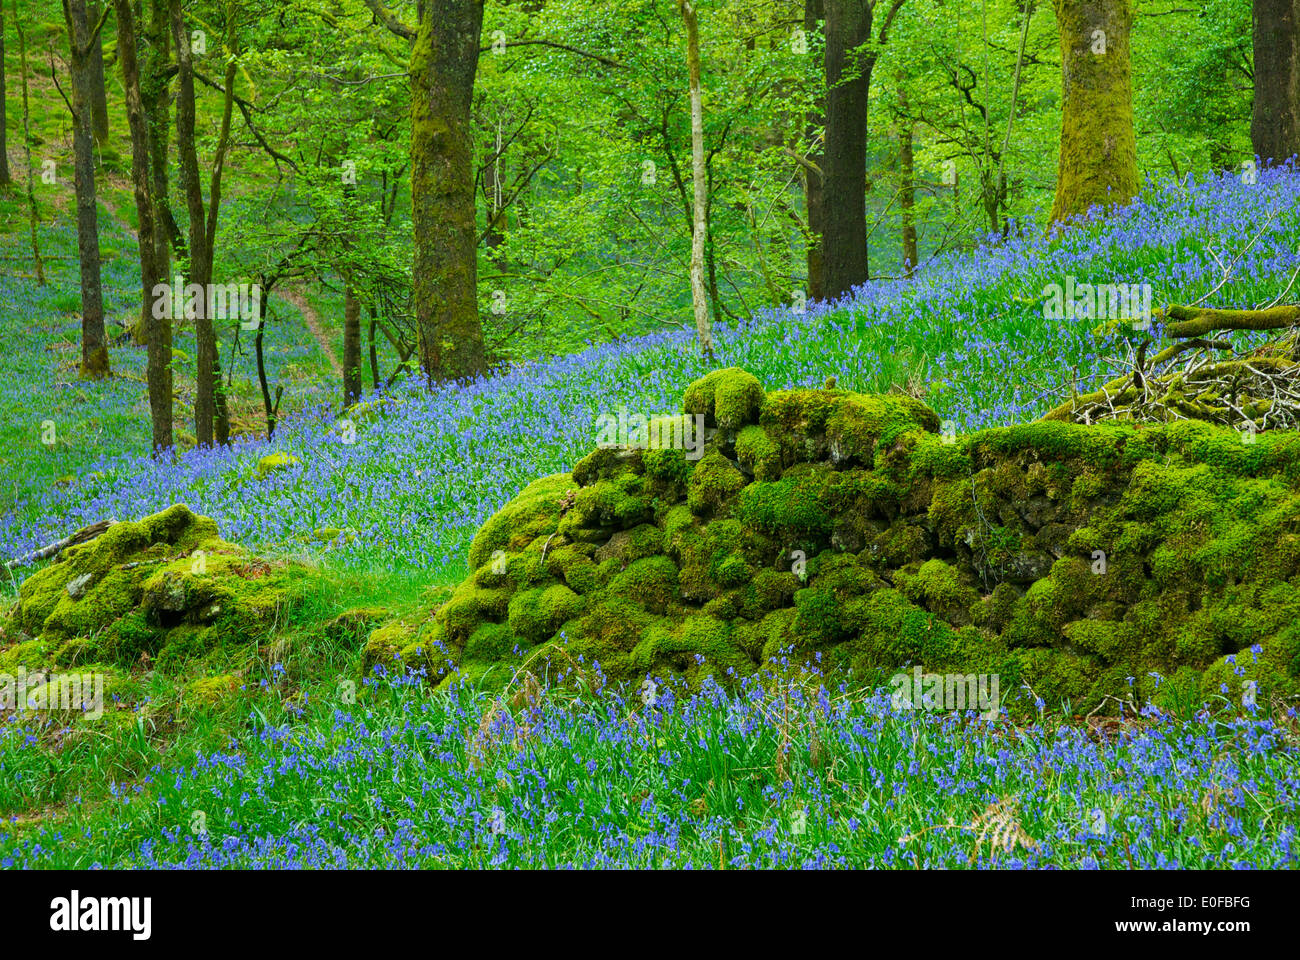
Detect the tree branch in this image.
<box><xmin>482</xmin><ymin>38</ymin><xmax>626</xmax><ymax>69</ymax></box>
<box><xmin>195</xmin><ymin>69</ymin><xmax>299</xmax><ymax>170</ymax></box>
<box><xmin>361</xmin><ymin>0</ymin><xmax>414</xmax><ymax>40</ymax></box>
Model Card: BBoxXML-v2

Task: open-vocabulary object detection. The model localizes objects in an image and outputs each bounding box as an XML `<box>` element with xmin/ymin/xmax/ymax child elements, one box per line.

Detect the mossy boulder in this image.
<box><xmin>257</xmin><ymin>452</ymin><xmax>300</xmax><ymax>477</ymax></box>
<box><xmin>2</xmin><ymin>504</ymin><xmax>298</xmax><ymax>674</ymax></box>
<box><xmin>682</xmin><ymin>366</ymin><xmax>765</xmax><ymax>430</ymax></box>
<box><xmin>414</xmin><ymin>369</ymin><xmax>1300</xmax><ymax>714</ymax></box>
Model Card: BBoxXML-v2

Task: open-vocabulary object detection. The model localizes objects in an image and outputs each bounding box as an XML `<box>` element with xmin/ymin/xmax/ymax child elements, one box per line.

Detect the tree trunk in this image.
<box><xmin>410</xmin><ymin>0</ymin><xmax>486</xmax><ymax>385</ymax></box>
<box><xmin>113</xmin><ymin>0</ymin><xmax>170</xmax><ymax>451</ymax></box>
<box><xmin>821</xmin><ymin>0</ymin><xmax>873</xmax><ymax>300</ymax></box>
<box><xmin>13</xmin><ymin>0</ymin><xmax>43</xmax><ymax>283</ymax></box>
<box><xmin>142</xmin><ymin>0</ymin><xmax>176</xmax><ymax>274</ymax></box>
<box><xmin>0</xmin><ymin>4</ymin><xmax>11</xmax><ymax>186</ymax></box>
<box><xmin>1253</xmin><ymin>0</ymin><xmax>1300</xmax><ymax>166</ymax></box>
<box><xmin>343</xmin><ymin>284</ymin><xmax>363</xmax><ymax>406</ymax></box>
<box><xmin>898</xmin><ymin>90</ymin><xmax>917</xmax><ymax>276</ymax></box>
<box><xmin>368</xmin><ymin>307</ymin><xmax>380</xmax><ymax>390</ymax></box>
<box><xmin>170</xmin><ymin>0</ymin><xmax>214</xmax><ymax>444</ymax></box>
<box><xmin>87</xmin><ymin>1</ymin><xmax>109</xmax><ymax>144</ymax></box>
<box><xmin>207</xmin><ymin>53</ymin><xmax>236</xmax><ymax>447</ymax></box>
<box><xmin>1049</xmin><ymin>0</ymin><xmax>1138</xmax><ymax>223</ymax></box>
<box><xmin>678</xmin><ymin>0</ymin><xmax>714</xmax><ymax>357</ymax></box>
<box><xmin>170</xmin><ymin>0</ymin><xmax>235</xmax><ymax>446</ymax></box>
<box><xmin>484</xmin><ymin>124</ymin><xmax>506</xmax><ymax>253</ymax></box>
<box><xmin>804</xmin><ymin>0</ymin><xmax>825</xmax><ymax>301</ymax></box>
<box><xmin>64</xmin><ymin>0</ymin><xmax>110</xmax><ymax>379</ymax></box>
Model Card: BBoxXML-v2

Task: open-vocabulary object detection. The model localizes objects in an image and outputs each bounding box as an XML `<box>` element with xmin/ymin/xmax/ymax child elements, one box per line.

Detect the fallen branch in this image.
<box><xmin>1041</xmin><ymin>303</ymin><xmax>1300</xmax><ymax>431</ymax></box>
<box><xmin>5</xmin><ymin>518</ymin><xmax>118</xmax><ymax>569</ymax></box>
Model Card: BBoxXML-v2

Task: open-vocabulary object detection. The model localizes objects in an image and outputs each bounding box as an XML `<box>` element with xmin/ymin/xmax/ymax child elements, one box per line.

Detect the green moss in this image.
<box><xmin>437</xmin><ymin>581</ymin><xmax>512</xmax><ymax>647</ymax></box>
<box><xmin>741</xmin><ymin>568</ymin><xmax>799</xmax><ymax>618</ymax></box>
<box><xmin>687</xmin><ymin>451</ymin><xmax>747</xmax><ymax>516</ymax></box>
<box><xmin>714</xmin><ymin>553</ymin><xmax>752</xmax><ymax>589</ymax></box>
<box><xmin>361</xmin><ymin>620</ymin><xmax>419</xmax><ymax>677</ymax></box>
<box><xmin>631</xmin><ymin>615</ymin><xmax>748</xmax><ymax>677</ymax></box>
<box><xmin>5</xmin><ymin>506</ymin><xmax>295</xmax><ymax>678</ymax></box>
<box><xmin>594</xmin><ymin>523</ymin><xmax>662</xmax><ymax>565</ymax></box>
<box><xmin>896</xmin><ymin>559</ymin><xmax>981</xmax><ymax>626</ymax></box>
<box><xmin>642</xmin><ymin>444</ymin><xmax>692</xmax><ymax>485</ymax></box>
<box><xmin>682</xmin><ymin>367</ymin><xmax>765</xmax><ymax>429</ymax></box>
<box><xmin>462</xmin><ymin>621</ymin><xmax>523</xmax><ymax>664</ymax></box>
<box><xmin>256</xmin><ymin>452</ymin><xmax>300</xmax><ymax>477</ymax></box>
<box><xmin>735</xmin><ymin>425</ymin><xmax>782</xmax><ymax>480</ymax></box>
<box><xmin>323</xmin><ymin>607</ymin><xmax>391</xmax><ymax>644</ymax></box>
<box><xmin>609</xmin><ymin>556</ymin><xmax>679</xmax><ymax>614</ymax></box>
<box><xmin>434</xmin><ymin>377</ymin><xmax>1300</xmax><ymax>711</ymax></box>
<box><xmin>468</xmin><ymin>473</ymin><xmax>574</xmax><ymax>570</ymax></box>
<box><xmin>737</xmin><ymin>476</ymin><xmax>831</xmax><ymax>538</ymax></box>
<box><xmin>1063</xmin><ymin>619</ymin><xmax>1138</xmax><ymax>661</ymax></box>
<box><xmin>12</xmin><ymin>504</ymin><xmax>219</xmax><ymax>636</ymax></box>
<box><xmin>0</xmin><ymin>639</ymin><xmax>53</xmax><ymax>671</ymax></box>
<box><xmin>183</xmin><ymin>674</ymin><xmax>243</xmax><ymax>709</ymax></box>
<box><xmin>508</xmin><ymin>584</ymin><xmax>583</xmax><ymax>642</ymax></box>
<box><xmin>560</xmin><ymin>472</ymin><xmax>654</xmax><ymax>535</ymax></box>
<box><xmin>572</xmin><ymin>447</ymin><xmax>642</xmax><ymax>487</ymax></box>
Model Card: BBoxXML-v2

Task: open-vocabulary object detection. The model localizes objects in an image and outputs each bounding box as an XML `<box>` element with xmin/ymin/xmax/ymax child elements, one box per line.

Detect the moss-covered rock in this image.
<box><xmin>682</xmin><ymin>367</ymin><xmax>765</xmax><ymax>430</ymax></box>
<box><xmin>413</xmin><ymin>368</ymin><xmax>1300</xmax><ymax>714</ymax></box>
<box><xmin>2</xmin><ymin>504</ymin><xmax>299</xmax><ymax>674</ymax></box>
<box><xmin>468</xmin><ymin>473</ymin><xmax>575</xmax><ymax>570</ymax></box>
<box><xmin>256</xmin><ymin>452</ymin><xmax>300</xmax><ymax>477</ymax></box>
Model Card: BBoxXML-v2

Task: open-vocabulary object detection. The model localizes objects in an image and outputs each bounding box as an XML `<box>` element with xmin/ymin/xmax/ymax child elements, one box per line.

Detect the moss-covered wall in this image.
<box><xmin>376</xmin><ymin>367</ymin><xmax>1300</xmax><ymax>714</ymax></box>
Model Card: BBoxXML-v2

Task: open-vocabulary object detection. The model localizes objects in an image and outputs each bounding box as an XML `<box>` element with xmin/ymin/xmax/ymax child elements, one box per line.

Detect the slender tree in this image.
<box><xmin>13</xmin><ymin>0</ymin><xmax>43</xmax><ymax>282</ymax></box>
<box><xmin>1253</xmin><ymin>0</ymin><xmax>1300</xmax><ymax>166</ymax></box>
<box><xmin>87</xmin><ymin>1</ymin><xmax>109</xmax><ymax>144</ymax></box>
<box><xmin>821</xmin><ymin>0</ymin><xmax>872</xmax><ymax>299</ymax></box>
<box><xmin>342</xmin><ymin>286</ymin><xmax>362</xmax><ymax>406</ymax></box>
<box><xmin>366</xmin><ymin>0</ymin><xmax>488</xmax><ymax>383</ymax></box>
<box><xmin>113</xmin><ymin>0</ymin><xmax>170</xmax><ymax>451</ymax></box>
<box><xmin>62</xmin><ymin>0</ymin><xmax>111</xmax><ymax>378</ymax></box>
<box><xmin>678</xmin><ymin>0</ymin><xmax>714</xmax><ymax>358</ymax></box>
<box><xmin>1</xmin><ymin>3</ymin><xmax>11</xmax><ymax>187</ymax></box>
<box><xmin>898</xmin><ymin>88</ymin><xmax>917</xmax><ymax>276</ymax></box>
<box><xmin>170</xmin><ymin>0</ymin><xmax>236</xmax><ymax>445</ymax></box>
<box><xmin>142</xmin><ymin>0</ymin><xmax>177</xmax><ymax>274</ymax></box>
<box><xmin>803</xmin><ymin>0</ymin><xmax>825</xmax><ymax>300</ymax></box>
<box><xmin>1049</xmin><ymin>0</ymin><xmax>1137</xmax><ymax>223</ymax></box>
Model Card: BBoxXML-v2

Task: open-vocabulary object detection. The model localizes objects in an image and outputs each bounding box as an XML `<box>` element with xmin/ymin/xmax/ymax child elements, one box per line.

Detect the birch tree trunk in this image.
<box><xmin>679</xmin><ymin>0</ymin><xmax>714</xmax><ymax>358</ymax></box>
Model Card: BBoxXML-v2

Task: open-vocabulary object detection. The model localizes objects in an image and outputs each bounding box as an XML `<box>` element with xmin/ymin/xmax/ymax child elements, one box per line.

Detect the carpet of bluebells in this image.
<box><xmin>1</xmin><ymin>669</ymin><xmax>1296</xmax><ymax>868</ymax></box>
<box><xmin>5</xmin><ymin>168</ymin><xmax>1300</xmax><ymax>578</ymax></box>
